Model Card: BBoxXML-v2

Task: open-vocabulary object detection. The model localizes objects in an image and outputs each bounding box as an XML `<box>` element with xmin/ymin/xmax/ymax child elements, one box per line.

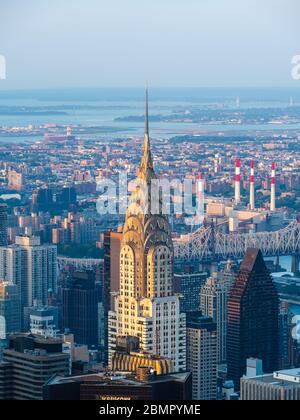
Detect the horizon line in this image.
<box><xmin>1</xmin><ymin>85</ymin><xmax>300</xmax><ymax>92</ymax></box>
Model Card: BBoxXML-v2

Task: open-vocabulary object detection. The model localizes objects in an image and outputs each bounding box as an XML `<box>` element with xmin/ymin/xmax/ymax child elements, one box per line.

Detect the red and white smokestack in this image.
<box><xmin>250</xmin><ymin>160</ymin><xmax>255</xmax><ymax>210</ymax></box>
<box><xmin>235</xmin><ymin>159</ymin><xmax>241</xmax><ymax>205</ymax></box>
<box><xmin>270</xmin><ymin>162</ymin><xmax>276</xmax><ymax>212</ymax></box>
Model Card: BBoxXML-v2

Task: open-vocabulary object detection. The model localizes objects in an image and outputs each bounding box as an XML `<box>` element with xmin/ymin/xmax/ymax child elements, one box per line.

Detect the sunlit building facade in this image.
<box><xmin>109</xmin><ymin>90</ymin><xmax>186</xmax><ymax>372</ymax></box>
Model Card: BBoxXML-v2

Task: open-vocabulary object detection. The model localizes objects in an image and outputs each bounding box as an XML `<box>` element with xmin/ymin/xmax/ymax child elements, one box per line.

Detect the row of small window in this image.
<box><xmin>155</xmin><ymin>304</ymin><xmax>177</xmax><ymax>310</ymax></box>
<box><xmin>121</xmin><ymin>260</ymin><xmax>134</xmax><ymax>265</ymax></box>
<box><xmin>149</xmin><ymin>285</ymin><xmax>172</xmax><ymax>290</ymax></box>
<box><xmin>118</xmin><ymin>304</ymin><xmax>136</xmax><ymax>310</ymax></box>
<box><xmin>154</xmin><ymin>255</ymin><xmax>171</xmax><ymax>260</ymax></box>
<box><xmin>120</xmin><ymin>286</ymin><xmax>134</xmax><ymax>291</ymax></box>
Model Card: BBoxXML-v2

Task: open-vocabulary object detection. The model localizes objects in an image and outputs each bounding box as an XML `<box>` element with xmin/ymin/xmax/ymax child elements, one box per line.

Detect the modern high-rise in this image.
<box><xmin>0</xmin><ymin>236</ymin><xmax>57</xmax><ymax>310</ymax></box>
<box><xmin>31</xmin><ymin>188</ymin><xmax>53</xmax><ymax>213</ymax></box>
<box><xmin>0</xmin><ymin>282</ymin><xmax>21</xmax><ymax>341</ymax></box>
<box><xmin>103</xmin><ymin>230</ymin><xmax>122</xmax><ymax>312</ymax></box>
<box><xmin>0</xmin><ymin>204</ymin><xmax>8</xmax><ymax>246</ymax></box>
<box><xmin>278</xmin><ymin>302</ymin><xmax>291</xmax><ymax>370</ymax></box>
<box><xmin>186</xmin><ymin>312</ymin><xmax>217</xmax><ymax>400</ymax></box>
<box><xmin>227</xmin><ymin>248</ymin><xmax>279</xmax><ymax>390</ymax></box>
<box><xmin>109</xmin><ymin>89</ymin><xmax>186</xmax><ymax>372</ymax></box>
<box><xmin>219</xmin><ymin>258</ymin><xmax>236</xmax><ymax>290</ymax></box>
<box><xmin>0</xmin><ymin>333</ymin><xmax>69</xmax><ymax>400</ymax></box>
<box><xmin>174</xmin><ymin>268</ymin><xmax>207</xmax><ymax>313</ymax></box>
<box><xmin>200</xmin><ymin>272</ymin><xmax>228</xmax><ymax>363</ymax></box>
<box><xmin>31</xmin><ymin>186</ymin><xmax>76</xmax><ymax>213</ymax></box>
<box><xmin>61</xmin><ymin>271</ymin><xmax>101</xmax><ymax>348</ymax></box>
<box><xmin>103</xmin><ymin>230</ymin><xmax>122</xmax><ymax>363</ymax></box>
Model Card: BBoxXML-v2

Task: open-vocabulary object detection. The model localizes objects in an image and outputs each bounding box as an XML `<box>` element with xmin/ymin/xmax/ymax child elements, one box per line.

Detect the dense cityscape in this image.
<box><xmin>0</xmin><ymin>87</ymin><xmax>300</xmax><ymax>402</ymax></box>
<box><xmin>1</xmin><ymin>0</ymin><xmax>300</xmax><ymax>406</ymax></box>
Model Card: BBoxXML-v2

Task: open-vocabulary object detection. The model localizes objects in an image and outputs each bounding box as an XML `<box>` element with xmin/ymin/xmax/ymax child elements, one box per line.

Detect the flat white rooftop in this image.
<box><xmin>273</xmin><ymin>369</ymin><xmax>300</xmax><ymax>384</ymax></box>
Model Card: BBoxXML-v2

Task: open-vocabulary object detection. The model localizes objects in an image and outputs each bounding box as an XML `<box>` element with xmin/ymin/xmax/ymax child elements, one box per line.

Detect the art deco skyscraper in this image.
<box><xmin>227</xmin><ymin>248</ymin><xmax>279</xmax><ymax>390</ymax></box>
<box><xmin>109</xmin><ymin>89</ymin><xmax>186</xmax><ymax>372</ymax></box>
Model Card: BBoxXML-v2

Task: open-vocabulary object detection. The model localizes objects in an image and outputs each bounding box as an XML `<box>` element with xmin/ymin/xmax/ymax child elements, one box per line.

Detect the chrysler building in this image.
<box><xmin>109</xmin><ymin>89</ymin><xmax>186</xmax><ymax>372</ymax></box>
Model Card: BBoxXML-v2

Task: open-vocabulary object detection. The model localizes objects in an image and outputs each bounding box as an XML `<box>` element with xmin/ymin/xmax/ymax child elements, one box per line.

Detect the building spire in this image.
<box><xmin>139</xmin><ymin>85</ymin><xmax>155</xmax><ymax>179</ymax></box>
<box><xmin>145</xmin><ymin>84</ymin><xmax>149</xmax><ymax>137</ymax></box>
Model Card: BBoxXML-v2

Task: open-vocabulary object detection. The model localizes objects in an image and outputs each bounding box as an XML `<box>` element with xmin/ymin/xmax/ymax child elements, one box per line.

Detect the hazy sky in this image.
<box><xmin>0</xmin><ymin>0</ymin><xmax>300</xmax><ymax>89</ymax></box>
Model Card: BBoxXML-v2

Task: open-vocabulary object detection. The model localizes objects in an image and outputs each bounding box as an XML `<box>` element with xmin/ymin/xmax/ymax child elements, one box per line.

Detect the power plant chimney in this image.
<box><xmin>250</xmin><ymin>160</ymin><xmax>255</xmax><ymax>210</ymax></box>
<box><xmin>270</xmin><ymin>162</ymin><xmax>276</xmax><ymax>212</ymax></box>
<box><xmin>235</xmin><ymin>159</ymin><xmax>241</xmax><ymax>205</ymax></box>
